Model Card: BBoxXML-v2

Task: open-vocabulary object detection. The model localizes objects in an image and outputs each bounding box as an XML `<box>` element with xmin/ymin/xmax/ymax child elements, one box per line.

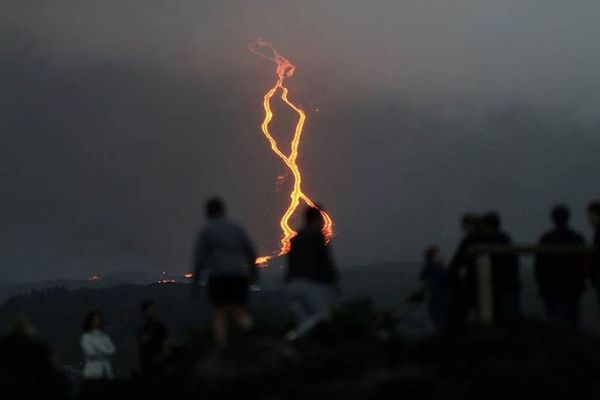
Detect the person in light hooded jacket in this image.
<box><xmin>192</xmin><ymin>197</ymin><xmax>257</xmax><ymax>348</ymax></box>
<box><xmin>80</xmin><ymin>311</ymin><xmax>116</xmax><ymax>380</ymax></box>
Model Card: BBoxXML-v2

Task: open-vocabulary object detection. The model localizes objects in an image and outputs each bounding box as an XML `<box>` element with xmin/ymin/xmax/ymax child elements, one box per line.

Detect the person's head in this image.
<box><xmin>484</xmin><ymin>212</ymin><xmax>501</xmax><ymax>232</ymax></box>
<box><xmin>304</xmin><ymin>206</ymin><xmax>324</xmax><ymax>229</ymax></box>
<box><xmin>424</xmin><ymin>246</ymin><xmax>442</xmax><ymax>264</ymax></box>
<box><xmin>588</xmin><ymin>201</ymin><xmax>600</xmax><ymax>228</ymax></box>
<box><xmin>141</xmin><ymin>301</ymin><xmax>157</xmax><ymax>320</ymax></box>
<box><xmin>551</xmin><ymin>204</ymin><xmax>570</xmax><ymax>228</ymax></box>
<box><xmin>205</xmin><ymin>197</ymin><xmax>226</xmax><ymax>219</ymax></box>
<box><xmin>83</xmin><ymin>311</ymin><xmax>104</xmax><ymax>332</ymax></box>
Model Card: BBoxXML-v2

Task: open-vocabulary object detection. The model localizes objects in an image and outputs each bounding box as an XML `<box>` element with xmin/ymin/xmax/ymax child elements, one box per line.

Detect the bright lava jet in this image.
<box><xmin>250</xmin><ymin>38</ymin><xmax>334</xmax><ymax>265</ymax></box>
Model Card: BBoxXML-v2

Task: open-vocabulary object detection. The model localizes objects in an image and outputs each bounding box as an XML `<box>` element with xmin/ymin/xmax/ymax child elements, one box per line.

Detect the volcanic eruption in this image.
<box><xmin>250</xmin><ymin>38</ymin><xmax>334</xmax><ymax>264</ymax></box>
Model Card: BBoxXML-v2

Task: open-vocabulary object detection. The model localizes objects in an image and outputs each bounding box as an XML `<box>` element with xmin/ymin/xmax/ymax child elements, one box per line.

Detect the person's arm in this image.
<box><xmin>576</xmin><ymin>234</ymin><xmax>588</xmax><ymax>277</ymax></box>
<box><xmin>240</xmin><ymin>228</ymin><xmax>258</xmax><ymax>283</ymax></box>
<box><xmin>81</xmin><ymin>334</ymin><xmax>98</xmax><ymax>358</ymax></box>
<box><xmin>191</xmin><ymin>231</ymin><xmax>208</xmax><ymax>296</ymax></box>
<box><xmin>319</xmin><ymin>235</ymin><xmax>339</xmax><ymax>286</ymax></box>
<box><xmin>97</xmin><ymin>334</ymin><xmax>116</xmax><ymax>356</ymax></box>
<box><xmin>81</xmin><ymin>333</ymin><xmax>116</xmax><ymax>357</ymax></box>
<box><xmin>449</xmin><ymin>237</ymin><xmax>469</xmax><ymax>272</ymax></box>
<box><xmin>284</xmin><ymin>242</ymin><xmax>294</xmax><ymax>284</ymax></box>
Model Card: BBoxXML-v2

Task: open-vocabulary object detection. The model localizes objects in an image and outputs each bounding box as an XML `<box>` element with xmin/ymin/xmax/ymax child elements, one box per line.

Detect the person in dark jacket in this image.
<box><xmin>484</xmin><ymin>213</ymin><xmax>522</xmax><ymax>323</ymax></box>
<box><xmin>449</xmin><ymin>213</ymin><xmax>483</xmax><ymax>321</ymax></box>
<box><xmin>450</xmin><ymin>213</ymin><xmax>521</xmax><ymax>323</ymax></box>
<box><xmin>421</xmin><ymin>246</ymin><xmax>455</xmax><ymax>329</ymax></box>
<box><xmin>138</xmin><ymin>301</ymin><xmax>168</xmax><ymax>378</ymax></box>
<box><xmin>587</xmin><ymin>201</ymin><xmax>600</xmax><ymax>315</ymax></box>
<box><xmin>0</xmin><ymin>316</ymin><xmax>68</xmax><ymax>400</ymax></box>
<box><xmin>285</xmin><ymin>206</ymin><xmax>339</xmax><ymax>341</ymax></box>
<box><xmin>192</xmin><ymin>198</ymin><xmax>257</xmax><ymax>348</ymax></box>
<box><xmin>535</xmin><ymin>205</ymin><xmax>586</xmax><ymax>327</ymax></box>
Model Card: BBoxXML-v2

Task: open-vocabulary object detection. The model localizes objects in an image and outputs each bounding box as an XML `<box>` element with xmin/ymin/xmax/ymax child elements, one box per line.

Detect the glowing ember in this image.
<box><xmin>88</xmin><ymin>275</ymin><xmax>100</xmax><ymax>282</ymax></box>
<box><xmin>250</xmin><ymin>38</ymin><xmax>334</xmax><ymax>264</ymax></box>
<box><xmin>255</xmin><ymin>256</ymin><xmax>272</xmax><ymax>265</ymax></box>
<box><xmin>184</xmin><ymin>273</ymin><xmax>194</xmax><ymax>279</ymax></box>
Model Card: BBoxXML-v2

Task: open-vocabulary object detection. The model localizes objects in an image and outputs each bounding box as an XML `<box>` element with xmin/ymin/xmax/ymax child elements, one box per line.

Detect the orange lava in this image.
<box><xmin>250</xmin><ymin>38</ymin><xmax>334</xmax><ymax>264</ymax></box>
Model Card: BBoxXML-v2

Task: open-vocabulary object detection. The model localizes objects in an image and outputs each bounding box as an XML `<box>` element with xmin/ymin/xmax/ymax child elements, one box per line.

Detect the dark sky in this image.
<box><xmin>1</xmin><ymin>1</ymin><xmax>599</xmax><ymax>281</ymax></box>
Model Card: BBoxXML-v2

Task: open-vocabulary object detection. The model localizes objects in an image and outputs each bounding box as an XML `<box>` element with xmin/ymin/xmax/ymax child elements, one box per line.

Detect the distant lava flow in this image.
<box><xmin>250</xmin><ymin>38</ymin><xmax>334</xmax><ymax>265</ymax></box>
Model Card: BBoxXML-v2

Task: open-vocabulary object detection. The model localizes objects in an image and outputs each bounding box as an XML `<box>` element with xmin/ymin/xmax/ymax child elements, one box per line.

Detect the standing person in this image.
<box><xmin>535</xmin><ymin>205</ymin><xmax>586</xmax><ymax>327</ymax></box>
<box><xmin>285</xmin><ymin>206</ymin><xmax>339</xmax><ymax>341</ymax></box>
<box><xmin>420</xmin><ymin>246</ymin><xmax>454</xmax><ymax>329</ymax></box>
<box><xmin>138</xmin><ymin>301</ymin><xmax>168</xmax><ymax>378</ymax></box>
<box><xmin>484</xmin><ymin>212</ymin><xmax>521</xmax><ymax>323</ymax></box>
<box><xmin>81</xmin><ymin>311</ymin><xmax>116</xmax><ymax>380</ymax></box>
<box><xmin>192</xmin><ymin>198</ymin><xmax>257</xmax><ymax>348</ymax></box>
<box><xmin>0</xmin><ymin>316</ymin><xmax>69</xmax><ymax>399</ymax></box>
<box><xmin>449</xmin><ymin>214</ymin><xmax>481</xmax><ymax>270</ymax></box>
<box><xmin>450</xmin><ymin>212</ymin><xmax>521</xmax><ymax>323</ymax></box>
<box><xmin>449</xmin><ymin>213</ymin><xmax>483</xmax><ymax>322</ymax></box>
<box><xmin>587</xmin><ymin>201</ymin><xmax>600</xmax><ymax>313</ymax></box>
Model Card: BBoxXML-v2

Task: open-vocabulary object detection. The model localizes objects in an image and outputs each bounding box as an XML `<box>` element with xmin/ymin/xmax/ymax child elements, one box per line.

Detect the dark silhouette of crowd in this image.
<box><xmin>1</xmin><ymin>197</ymin><xmax>600</xmax><ymax>399</ymax></box>
<box><xmin>420</xmin><ymin>202</ymin><xmax>600</xmax><ymax>330</ymax></box>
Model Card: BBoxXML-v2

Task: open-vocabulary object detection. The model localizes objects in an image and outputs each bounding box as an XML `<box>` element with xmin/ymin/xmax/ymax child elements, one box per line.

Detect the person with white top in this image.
<box><xmin>80</xmin><ymin>311</ymin><xmax>116</xmax><ymax>380</ymax></box>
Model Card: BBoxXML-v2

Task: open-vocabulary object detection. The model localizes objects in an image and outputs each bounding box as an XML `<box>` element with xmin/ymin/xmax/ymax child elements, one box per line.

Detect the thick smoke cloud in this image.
<box><xmin>1</xmin><ymin>1</ymin><xmax>599</xmax><ymax>280</ymax></box>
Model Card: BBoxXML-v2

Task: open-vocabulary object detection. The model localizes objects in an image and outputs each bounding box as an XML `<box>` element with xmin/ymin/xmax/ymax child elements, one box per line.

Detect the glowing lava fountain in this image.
<box><xmin>250</xmin><ymin>38</ymin><xmax>334</xmax><ymax>264</ymax></box>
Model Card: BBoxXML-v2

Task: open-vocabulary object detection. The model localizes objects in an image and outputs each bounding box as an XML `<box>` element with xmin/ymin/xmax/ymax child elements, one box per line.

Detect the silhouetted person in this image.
<box><xmin>450</xmin><ymin>214</ymin><xmax>483</xmax><ymax>269</ymax></box>
<box><xmin>535</xmin><ymin>205</ymin><xmax>586</xmax><ymax>327</ymax></box>
<box><xmin>138</xmin><ymin>301</ymin><xmax>168</xmax><ymax>378</ymax></box>
<box><xmin>192</xmin><ymin>197</ymin><xmax>257</xmax><ymax>348</ymax></box>
<box><xmin>81</xmin><ymin>311</ymin><xmax>116</xmax><ymax>380</ymax></box>
<box><xmin>449</xmin><ymin>213</ymin><xmax>484</xmax><ymax>321</ymax></box>
<box><xmin>0</xmin><ymin>316</ymin><xmax>68</xmax><ymax>399</ymax></box>
<box><xmin>420</xmin><ymin>246</ymin><xmax>455</xmax><ymax>329</ymax></box>
<box><xmin>285</xmin><ymin>206</ymin><xmax>339</xmax><ymax>341</ymax></box>
<box><xmin>587</xmin><ymin>201</ymin><xmax>600</xmax><ymax>313</ymax></box>
<box><xmin>484</xmin><ymin>212</ymin><xmax>521</xmax><ymax>322</ymax></box>
<box><xmin>450</xmin><ymin>213</ymin><xmax>521</xmax><ymax>323</ymax></box>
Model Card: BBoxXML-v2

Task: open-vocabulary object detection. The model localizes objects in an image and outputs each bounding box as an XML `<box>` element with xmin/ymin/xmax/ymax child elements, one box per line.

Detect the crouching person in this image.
<box><xmin>285</xmin><ymin>206</ymin><xmax>339</xmax><ymax>341</ymax></box>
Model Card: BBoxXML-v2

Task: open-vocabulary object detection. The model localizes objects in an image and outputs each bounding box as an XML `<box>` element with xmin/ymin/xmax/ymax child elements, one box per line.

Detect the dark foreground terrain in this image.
<box><xmin>3</xmin><ymin>263</ymin><xmax>600</xmax><ymax>399</ymax></box>
<box><xmin>75</xmin><ymin>318</ymin><xmax>600</xmax><ymax>400</ymax></box>
<box><xmin>3</xmin><ymin>293</ymin><xmax>600</xmax><ymax>399</ymax></box>
<box><xmin>192</xmin><ymin>321</ymin><xmax>600</xmax><ymax>400</ymax></box>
